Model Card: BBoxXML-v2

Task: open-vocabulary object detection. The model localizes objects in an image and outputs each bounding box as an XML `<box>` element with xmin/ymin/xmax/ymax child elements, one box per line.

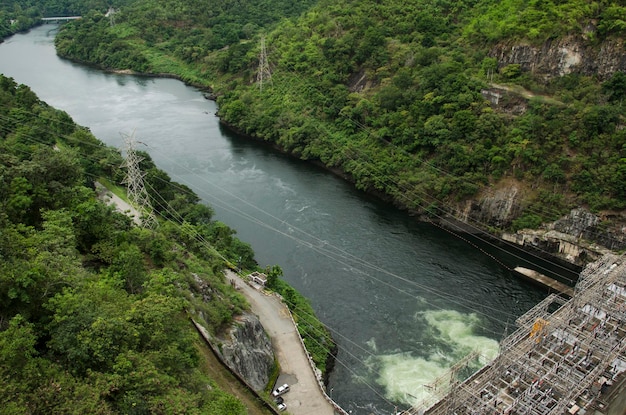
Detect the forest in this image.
<box><xmin>43</xmin><ymin>0</ymin><xmax>626</xmax><ymax>239</ymax></box>
<box><xmin>0</xmin><ymin>73</ymin><xmax>251</xmax><ymax>413</ymax></box>
<box><xmin>0</xmin><ymin>73</ymin><xmax>334</xmax><ymax>413</ymax></box>
<box><xmin>1</xmin><ymin>0</ymin><xmax>626</xmax><ymax>411</ymax></box>
<box><xmin>0</xmin><ymin>0</ymin><xmax>128</xmax><ymax>37</ymax></box>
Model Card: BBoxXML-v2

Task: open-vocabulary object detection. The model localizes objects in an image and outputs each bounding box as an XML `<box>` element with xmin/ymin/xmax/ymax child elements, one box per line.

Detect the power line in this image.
<box><xmin>0</xmin><ymin>108</ymin><xmax>566</xmax><ymax>326</ymax></box>
<box><xmin>264</xmin><ymin>64</ymin><xmax>582</xmax><ymax>229</ymax></box>
<box><xmin>0</xmin><ymin>99</ymin><xmax>609</xmax><ymax>263</ymax></box>
<box><xmin>0</xmin><ymin>99</ymin><xmax>580</xmax><ymax>325</ymax></box>
<box><xmin>255</xmin><ymin>69</ymin><xmax>584</xmax><ymax>280</ymax></box>
<box><xmin>2</xmin><ymin>133</ymin><xmax>495</xmax><ymax>412</ymax></box>
<box><xmin>0</xmin><ymin>84</ymin><xmax>592</xmax><ymax>309</ymax></box>
<box><xmin>0</xmin><ymin>115</ymin><xmax>579</xmax><ymax>413</ymax></box>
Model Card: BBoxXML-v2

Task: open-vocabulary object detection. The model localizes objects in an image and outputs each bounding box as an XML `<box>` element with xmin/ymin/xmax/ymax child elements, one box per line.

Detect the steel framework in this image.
<box><xmin>409</xmin><ymin>254</ymin><xmax>626</xmax><ymax>415</ymax></box>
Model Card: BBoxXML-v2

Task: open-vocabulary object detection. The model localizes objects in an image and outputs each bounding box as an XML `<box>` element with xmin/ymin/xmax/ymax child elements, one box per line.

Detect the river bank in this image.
<box><xmin>214</xmin><ymin>116</ymin><xmax>607</xmax><ymax>276</ymax></box>
<box><xmin>0</xmin><ymin>25</ymin><xmax>567</xmax><ymax>414</ymax></box>
<box><xmin>34</xmin><ymin>20</ymin><xmax>622</xmax><ymax>270</ymax></box>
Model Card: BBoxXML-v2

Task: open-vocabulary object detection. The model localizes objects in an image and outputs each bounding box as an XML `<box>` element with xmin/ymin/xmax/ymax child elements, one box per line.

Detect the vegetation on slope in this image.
<box><xmin>0</xmin><ymin>0</ymin><xmax>132</xmax><ymax>38</ymax></box>
<box><xmin>1</xmin><ymin>0</ymin><xmax>338</xmax><ymax>387</ymax></box>
<box><xmin>45</xmin><ymin>0</ymin><xmax>626</xmax><ymax>241</ymax></box>
<box><xmin>52</xmin><ymin>0</ymin><xmax>318</xmax><ymax>82</ymax></box>
<box><xmin>212</xmin><ymin>0</ymin><xmax>626</xmax><ymax>227</ymax></box>
<box><xmin>464</xmin><ymin>0</ymin><xmax>626</xmax><ymax>43</ymax></box>
<box><xmin>0</xmin><ymin>73</ymin><xmax>263</xmax><ymax>413</ymax></box>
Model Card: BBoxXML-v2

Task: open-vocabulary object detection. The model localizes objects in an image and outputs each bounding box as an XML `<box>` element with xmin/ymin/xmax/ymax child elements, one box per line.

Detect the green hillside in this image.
<box><xmin>0</xmin><ymin>70</ymin><xmax>335</xmax><ymax>412</ymax></box>
<box><xmin>0</xmin><ymin>74</ymin><xmax>257</xmax><ymax>413</ymax></box>
<box><xmin>1</xmin><ymin>0</ymin><xmax>625</xmax><ymax>410</ymax></box>
<box><xmin>43</xmin><ymin>0</ymin><xmax>626</xmax><ymax>241</ymax></box>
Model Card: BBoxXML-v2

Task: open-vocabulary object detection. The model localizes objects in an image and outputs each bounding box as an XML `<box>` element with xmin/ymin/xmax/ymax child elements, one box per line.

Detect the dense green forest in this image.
<box><xmin>0</xmin><ymin>0</ymin><xmax>130</xmax><ymax>37</ymax></box>
<box><xmin>1</xmin><ymin>0</ymin><xmax>625</xmax><ymax>411</ymax></box>
<box><xmin>0</xmin><ymin>73</ymin><xmax>256</xmax><ymax>413</ymax></box>
<box><xmin>43</xmin><ymin>0</ymin><xmax>626</xmax><ymax>241</ymax></box>
<box><xmin>0</xmin><ymin>71</ymin><xmax>335</xmax><ymax>412</ymax></box>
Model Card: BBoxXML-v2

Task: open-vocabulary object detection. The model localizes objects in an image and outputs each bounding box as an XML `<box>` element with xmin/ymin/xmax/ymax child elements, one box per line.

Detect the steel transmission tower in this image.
<box><xmin>257</xmin><ymin>36</ymin><xmax>271</xmax><ymax>91</ymax></box>
<box><xmin>121</xmin><ymin>131</ymin><xmax>158</xmax><ymax>229</ymax></box>
<box><xmin>105</xmin><ymin>7</ymin><xmax>116</xmax><ymax>26</ymax></box>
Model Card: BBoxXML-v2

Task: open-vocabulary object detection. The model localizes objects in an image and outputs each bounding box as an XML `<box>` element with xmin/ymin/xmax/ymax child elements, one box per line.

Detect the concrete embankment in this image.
<box><xmin>513</xmin><ymin>266</ymin><xmax>575</xmax><ymax>297</ymax></box>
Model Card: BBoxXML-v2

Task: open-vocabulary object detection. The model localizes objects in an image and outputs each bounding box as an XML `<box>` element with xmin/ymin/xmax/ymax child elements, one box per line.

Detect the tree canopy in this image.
<box><xmin>0</xmin><ymin>74</ymin><xmax>261</xmax><ymax>413</ymax></box>
<box><xmin>41</xmin><ymin>0</ymin><xmax>626</xmax><ymax>239</ymax></box>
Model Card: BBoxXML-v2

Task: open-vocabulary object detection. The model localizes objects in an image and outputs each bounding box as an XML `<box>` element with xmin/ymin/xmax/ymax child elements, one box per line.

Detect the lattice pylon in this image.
<box><xmin>121</xmin><ymin>131</ymin><xmax>158</xmax><ymax>229</ymax></box>
<box><xmin>257</xmin><ymin>36</ymin><xmax>271</xmax><ymax>91</ymax></box>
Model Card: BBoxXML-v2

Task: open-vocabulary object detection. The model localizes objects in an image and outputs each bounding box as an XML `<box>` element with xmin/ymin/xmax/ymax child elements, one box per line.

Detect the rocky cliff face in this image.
<box><xmin>457</xmin><ymin>183</ymin><xmax>525</xmax><ymax>229</ymax></box>
<box><xmin>490</xmin><ymin>35</ymin><xmax>626</xmax><ymax>82</ymax></box>
<box><xmin>503</xmin><ymin>208</ymin><xmax>626</xmax><ymax>266</ymax></box>
<box><xmin>189</xmin><ymin>274</ymin><xmax>275</xmax><ymax>391</ymax></box>
<box><xmin>450</xmin><ymin>181</ymin><xmax>626</xmax><ymax>265</ymax></box>
<box><xmin>215</xmin><ymin>312</ymin><xmax>274</xmax><ymax>391</ymax></box>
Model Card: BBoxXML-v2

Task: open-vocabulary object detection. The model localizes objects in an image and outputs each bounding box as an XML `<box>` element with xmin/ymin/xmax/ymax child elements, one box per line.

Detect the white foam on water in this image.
<box><xmin>424</xmin><ymin>309</ymin><xmax>499</xmax><ymax>362</ymax></box>
<box><xmin>372</xmin><ymin>309</ymin><xmax>500</xmax><ymax>408</ymax></box>
<box><xmin>376</xmin><ymin>351</ymin><xmax>451</xmax><ymax>406</ymax></box>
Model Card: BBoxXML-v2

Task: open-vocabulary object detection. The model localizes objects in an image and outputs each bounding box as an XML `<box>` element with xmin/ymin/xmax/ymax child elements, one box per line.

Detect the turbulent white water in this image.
<box><xmin>369</xmin><ymin>309</ymin><xmax>500</xmax><ymax>408</ymax></box>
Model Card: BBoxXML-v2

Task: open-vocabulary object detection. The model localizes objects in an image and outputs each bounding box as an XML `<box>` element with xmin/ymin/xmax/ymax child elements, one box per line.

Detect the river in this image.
<box><xmin>0</xmin><ymin>24</ymin><xmax>575</xmax><ymax>414</ymax></box>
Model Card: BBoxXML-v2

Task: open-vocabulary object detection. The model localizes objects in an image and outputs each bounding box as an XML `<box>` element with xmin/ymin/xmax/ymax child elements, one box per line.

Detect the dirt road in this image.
<box><xmin>95</xmin><ymin>181</ymin><xmax>141</xmax><ymax>225</ymax></box>
<box><xmin>227</xmin><ymin>270</ymin><xmax>337</xmax><ymax>415</ymax></box>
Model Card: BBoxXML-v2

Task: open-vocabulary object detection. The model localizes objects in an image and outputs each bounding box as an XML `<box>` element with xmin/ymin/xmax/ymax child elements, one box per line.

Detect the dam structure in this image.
<box><xmin>409</xmin><ymin>254</ymin><xmax>626</xmax><ymax>415</ymax></box>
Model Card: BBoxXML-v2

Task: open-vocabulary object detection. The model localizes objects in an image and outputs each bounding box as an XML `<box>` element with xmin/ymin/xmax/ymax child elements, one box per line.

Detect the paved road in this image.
<box><xmin>95</xmin><ymin>183</ymin><xmax>337</xmax><ymax>414</ymax></box>
<box><xmin>227</xmin><ymin>270</ymin><xmax>337</xmax><ymax>415</ymax></box>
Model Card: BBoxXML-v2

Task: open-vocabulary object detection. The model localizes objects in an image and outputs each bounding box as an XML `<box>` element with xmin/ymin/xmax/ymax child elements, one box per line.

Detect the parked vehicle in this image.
<box><xmin>272</xmin><ymin>383</ymin><xmax>290</xmax><ymax>397</ymax></box>
<box><xmin>277</xmin><ymin>402</ymin><xmax>287</xmax><ymax>412</ymax></box>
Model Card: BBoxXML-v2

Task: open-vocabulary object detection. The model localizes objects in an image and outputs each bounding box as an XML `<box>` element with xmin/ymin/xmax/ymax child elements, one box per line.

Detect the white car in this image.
<box><xmin>272</xmin><ymin>383</ymin><xmax>290</xmax><ymax>397</ymax></box>
<box><xmin>277</xmin><ymin>402</ymin><xmax>287</xmax><ymax>412</ymax></box>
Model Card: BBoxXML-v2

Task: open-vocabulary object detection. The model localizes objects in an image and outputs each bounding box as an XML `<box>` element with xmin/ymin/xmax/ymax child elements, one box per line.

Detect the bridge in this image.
<box><xmin>406</xmin><ymin>254</ymin><xmax>626</xmax><ymax>415</ymax></box>
<box><xmin>41</xmin><ymin>16</ymin><xmax>81</xmax><ymax>24</ymax></box>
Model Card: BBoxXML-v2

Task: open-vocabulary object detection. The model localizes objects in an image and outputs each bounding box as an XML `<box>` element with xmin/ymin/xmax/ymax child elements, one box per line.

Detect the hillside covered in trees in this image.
<box><xmin>0</xmin><ymin>65</ymin><xmax>337</xmax><ymax>411</ymax></box>
<box><xmin>1</xmin><ymin>0</ymin><xmax>625</xmax><ymax>411</ymax></box>
<box><xmin>0</xmin><ymin>73</ymin><xmax>263</xmax><ymax>413</ymax></box>
<box><xmin>0</xmin><ymin>0</ymin><xmax>132</xmax><ymax>37</ymax></box>
<box><xmin>45</xmin><ymin>0</ymin><xmax>626</xmax><ymax>247</ymax></box>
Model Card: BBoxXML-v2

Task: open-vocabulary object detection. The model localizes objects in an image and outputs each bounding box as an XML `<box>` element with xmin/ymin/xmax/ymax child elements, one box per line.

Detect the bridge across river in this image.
<box><xmin>41</xmin><ymin>16</ymin><xmax>81</xmax><ymax>23</ymax></box>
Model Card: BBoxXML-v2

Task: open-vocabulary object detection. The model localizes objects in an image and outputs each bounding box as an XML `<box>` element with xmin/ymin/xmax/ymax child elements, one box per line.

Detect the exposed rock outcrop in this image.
<box><xmin>446</xmin><ymin>180</ymin><xmax>625</xmax><ymax>265</ymax></box>
<box><xmin>215</xmin><ymin>312</ymin><xmax>274</xmax><ymax>391</ymax></box>
<box><xmin>189</xmin><ymin>273</ymin><xmax>274</xmax><ymax>391</ymax></box>
<box><xmin>502</xmin><ymin>229</ymin><xmax>607</xmax><ymax>266</ymax></box>
<box><xmin>457</xmin><ymin>183</ymin><xmax>525</xmax><ymax>229</ymax></box>
<box><xmin>502</xmin><ymin>208</ymin><xmax>626</xmax><ymax>266</ymax></box>
<box><xmin>490</xmin><ymin>36</ymin><xmax>626</xmax><ymax>82</ymax></box>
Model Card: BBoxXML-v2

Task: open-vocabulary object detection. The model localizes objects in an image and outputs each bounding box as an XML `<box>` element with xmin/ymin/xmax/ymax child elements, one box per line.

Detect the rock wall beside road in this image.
<box><xmin>215</xmin><ymin>312</ymin><xmax>275</xmax><ymax>392</ymax></box>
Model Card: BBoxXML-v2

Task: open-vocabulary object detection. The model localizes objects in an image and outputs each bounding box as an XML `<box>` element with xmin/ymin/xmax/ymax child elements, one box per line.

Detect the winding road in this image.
<box><xmin>97</xmin><ymin>181</ymin><xmax>339</xmax><ymax>414</ymax></box>
<box><xmin>227</xmin><ymin>270</ymin><xmax>338</xmax><ymax>415</ymax></box>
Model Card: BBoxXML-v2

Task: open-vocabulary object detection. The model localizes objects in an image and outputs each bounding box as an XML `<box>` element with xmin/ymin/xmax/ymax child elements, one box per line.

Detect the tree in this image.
<box><xmin>501</xmin><ymin>64</ymin><xmax>522</xmax><ymax>79</ymax></box>
<box><xmin>264</xmin><ymin>264</ymin><xmax>283</xmax><ymax>288</ymax></box>
<box><xmin>602</xmin><ymin>71</ymin><xmax>626</xmax><ymax>103</ymax></box>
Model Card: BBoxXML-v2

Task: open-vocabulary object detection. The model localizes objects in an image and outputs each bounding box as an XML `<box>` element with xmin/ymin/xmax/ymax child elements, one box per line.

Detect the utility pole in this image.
<box><xmin>257</xmin><ymin>36</ymin><xmax>271</xmax><ymax>91</ymax></box>
<box><xmin>121</xmin><ymin>131</ymin><xmax>158</xmax><ymax>229</ymax></box>
<box><xmin>106</xmin><ymin>7</ymin><xmax>116</xmax><ymax>27</ymax></box>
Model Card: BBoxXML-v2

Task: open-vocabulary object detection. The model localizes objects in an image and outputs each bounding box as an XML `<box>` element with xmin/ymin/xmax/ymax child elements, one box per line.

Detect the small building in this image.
<box><xmin>248</xmin><ymin>271</ymin><xmax>267</xmax><ymax>287</ymax></box>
